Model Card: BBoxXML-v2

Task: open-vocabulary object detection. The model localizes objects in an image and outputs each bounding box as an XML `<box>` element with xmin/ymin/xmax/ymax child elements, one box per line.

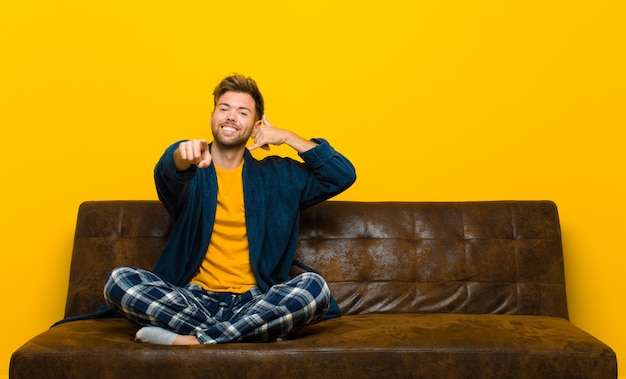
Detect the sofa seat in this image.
<box><xmin>11</xmin><ymin>313</ymin><xmax>614</xmax><ymax>379</ymax></box>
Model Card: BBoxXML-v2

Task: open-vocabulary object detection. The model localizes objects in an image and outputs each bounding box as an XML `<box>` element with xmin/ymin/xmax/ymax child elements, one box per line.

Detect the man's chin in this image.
<box><xmin>213</xmin><ymin>138</ymin><xmax>249</xmax><ymax>150</ymax></box>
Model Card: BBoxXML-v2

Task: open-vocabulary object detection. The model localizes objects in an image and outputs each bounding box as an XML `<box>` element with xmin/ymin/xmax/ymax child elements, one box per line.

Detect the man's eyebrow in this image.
<box><xmin>217</xmin><ymin>102</ymin><xmax>252</xmax><ymax>112</ymax></box>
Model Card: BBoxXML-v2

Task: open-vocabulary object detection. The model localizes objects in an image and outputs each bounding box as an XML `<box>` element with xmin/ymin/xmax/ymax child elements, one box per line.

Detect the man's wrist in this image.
<box><xmin>285</xmin><ymin>131</ymin><xmax>318</xmax><ymax>153</ymax></box>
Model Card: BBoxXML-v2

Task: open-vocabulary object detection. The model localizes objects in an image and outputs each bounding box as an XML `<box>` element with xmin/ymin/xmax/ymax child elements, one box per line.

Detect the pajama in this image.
<box><xmin>104</xmin><ymin>266</ymin><xmax>331</xmax><ymax>344</ymax></box>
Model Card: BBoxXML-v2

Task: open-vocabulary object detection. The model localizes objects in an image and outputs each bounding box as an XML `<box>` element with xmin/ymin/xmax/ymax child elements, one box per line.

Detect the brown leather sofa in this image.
<box><xmin>11</xmin><ymin>200</ymin><xmax>617</xmax><ymax>378</ymax></box>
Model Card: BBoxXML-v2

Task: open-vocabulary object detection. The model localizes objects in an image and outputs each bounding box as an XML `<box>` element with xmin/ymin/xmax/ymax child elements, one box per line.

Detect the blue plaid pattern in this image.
<box><xmin>104</xmin><ymin>267</ymin><xmax>330</xmax><ymax>344</ymax></box>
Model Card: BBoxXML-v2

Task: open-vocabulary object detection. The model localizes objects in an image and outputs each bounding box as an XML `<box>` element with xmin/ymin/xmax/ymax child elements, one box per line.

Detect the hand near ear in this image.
<box><xmin>249</xmin><ymin>115</ymin><xmax>319</xmax><ymax>153</ymax></box>
<box><xmin>248</xmin><ymin>114</ymin><xmax>273</xmax><ymax>151</ymax></box>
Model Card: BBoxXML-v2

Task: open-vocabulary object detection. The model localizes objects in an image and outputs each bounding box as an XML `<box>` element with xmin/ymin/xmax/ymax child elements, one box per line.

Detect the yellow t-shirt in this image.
<box><xmin>190</xmin><ymin>161</ymin><xmax>257</xmax><ymax>293</ymax></box>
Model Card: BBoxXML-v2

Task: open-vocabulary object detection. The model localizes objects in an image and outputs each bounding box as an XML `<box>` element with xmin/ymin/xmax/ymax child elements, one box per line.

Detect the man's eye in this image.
<box><xmin>239</xmin><ymin>112</ymin><xmax>249</xmax><ymax>117</ymax></box>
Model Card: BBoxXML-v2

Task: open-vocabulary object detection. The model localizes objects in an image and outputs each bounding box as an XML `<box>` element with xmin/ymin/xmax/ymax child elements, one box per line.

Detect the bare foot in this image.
<box><xmin>172</xmin><ymin>334</ymin><xmax>201</xmax><ymax>345</ymax></box>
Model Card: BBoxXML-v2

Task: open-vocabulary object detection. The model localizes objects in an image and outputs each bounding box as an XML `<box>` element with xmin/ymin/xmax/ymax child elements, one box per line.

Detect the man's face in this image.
<box><xmin>211</xmin><ymin>91</ymin><xmax>259</xmax><ymax>148</ymax></box>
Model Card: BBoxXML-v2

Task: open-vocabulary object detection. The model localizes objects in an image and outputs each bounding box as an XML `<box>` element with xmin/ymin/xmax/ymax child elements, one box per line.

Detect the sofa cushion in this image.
<box><xmin>11</xmin><ymin>314</ymin><xmax>616</xmax><ymax>379</ymax></box>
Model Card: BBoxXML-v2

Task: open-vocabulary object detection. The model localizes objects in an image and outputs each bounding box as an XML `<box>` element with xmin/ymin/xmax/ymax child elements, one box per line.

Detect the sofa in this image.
<box><xmin>10</xmin><ymin>200</ymin><xmax>617</xmax><ymax>378</ymax></box>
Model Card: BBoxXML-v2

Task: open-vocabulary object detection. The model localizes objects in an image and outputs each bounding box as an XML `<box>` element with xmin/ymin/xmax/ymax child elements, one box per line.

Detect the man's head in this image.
<box><xmin>212</xmin><ymin>74</ymin><xmax>264</xmax><ymax>121</ymax></box>
<box><xmin>210</xmin><ymin>74</ymin><xmax>265</xmax><ymax>150</ymax></box>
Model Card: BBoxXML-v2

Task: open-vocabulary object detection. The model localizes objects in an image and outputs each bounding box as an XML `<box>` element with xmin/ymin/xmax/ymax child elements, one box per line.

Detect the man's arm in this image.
<box><xmin>154</xmin><ymin>140</ymin><xmax>206</xmax><ymax>220</ymax></box>
<box><xmin>248</xmin><ymin>114</ymin><xmax>356</xmax><ymax>207</ymax></box>
<box><xmin>248</xmin><ymin>115</ymin><xmax>318</xmax><ymax>153</ymax></box>
<box><xmin>296</xmin><ymin>137</ymin><xmax>357</xmax><ymax>209</ymax></box>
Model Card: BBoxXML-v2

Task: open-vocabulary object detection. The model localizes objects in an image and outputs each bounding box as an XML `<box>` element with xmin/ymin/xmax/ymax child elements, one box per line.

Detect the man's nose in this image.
<box><xmin>227</xmin><ymin>110</ymin><xmax>236</xmax><ymax>121</ymax></box>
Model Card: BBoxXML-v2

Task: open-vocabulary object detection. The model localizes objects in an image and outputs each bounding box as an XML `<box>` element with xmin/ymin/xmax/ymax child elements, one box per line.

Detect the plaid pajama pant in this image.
<box><xmin>103</xmin><ymin>266</ymin><xmax>331</xmax><ymax>344</ymax></box>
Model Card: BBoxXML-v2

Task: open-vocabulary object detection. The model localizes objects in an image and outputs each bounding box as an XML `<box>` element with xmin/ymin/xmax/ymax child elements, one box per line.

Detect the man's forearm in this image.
<box><xmin>284</xmin><ymin>131</ymin><xmax>318</xmax><ymax>153</ymax></box>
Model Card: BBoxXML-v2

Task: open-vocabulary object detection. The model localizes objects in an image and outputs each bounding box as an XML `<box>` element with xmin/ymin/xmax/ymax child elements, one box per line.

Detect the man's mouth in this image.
<box><xmin>221</xmin><ymin>124</ymin><xmax>238</xmax><ymax>135</ymax></box>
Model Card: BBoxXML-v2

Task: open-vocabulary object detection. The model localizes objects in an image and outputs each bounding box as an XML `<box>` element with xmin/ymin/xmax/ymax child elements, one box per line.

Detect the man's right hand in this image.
<box><xmin>173</xmin><ymin>139</ymin><xmax>211</xmax><ymax>171</ymax></box>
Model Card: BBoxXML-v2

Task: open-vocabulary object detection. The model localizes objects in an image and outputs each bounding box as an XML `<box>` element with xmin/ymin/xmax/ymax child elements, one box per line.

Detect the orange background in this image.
<box><xmin>1</xmin><ymin>1</ymin><xmax>624</xmax><ymax>377</ymax></box>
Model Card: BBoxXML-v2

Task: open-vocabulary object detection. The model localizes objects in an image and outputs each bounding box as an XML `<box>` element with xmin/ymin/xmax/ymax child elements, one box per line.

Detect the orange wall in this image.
<box><xmin>2</xmin><ymin>1</ymin><xmax>624</xmax><ymax>377</ymax></box>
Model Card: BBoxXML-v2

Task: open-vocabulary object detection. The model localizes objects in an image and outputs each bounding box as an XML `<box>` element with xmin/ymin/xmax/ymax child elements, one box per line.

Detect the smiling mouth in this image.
<box><xmin>221</xmin><ymin>124</ymin><xmax>238</xmax><ymax>134</ymax></box>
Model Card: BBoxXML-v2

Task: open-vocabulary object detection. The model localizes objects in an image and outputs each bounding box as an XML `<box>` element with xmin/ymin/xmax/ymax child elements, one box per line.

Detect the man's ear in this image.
<box><xmin>251</xmin><ymin>120</ymin><xmax>261</xmax><ymax>139</ymax></box>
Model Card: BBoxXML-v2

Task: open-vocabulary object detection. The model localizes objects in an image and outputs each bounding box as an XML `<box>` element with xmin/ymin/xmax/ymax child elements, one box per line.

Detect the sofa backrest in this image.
<box><xmin>64</xmin><ymin>200</ymin><xmax>568</xmax><ymax>319</ymax></box>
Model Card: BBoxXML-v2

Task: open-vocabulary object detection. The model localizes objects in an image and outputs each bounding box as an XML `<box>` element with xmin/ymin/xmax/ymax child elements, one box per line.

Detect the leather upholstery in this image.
<box><xmin>10</xmin><ymin>200</ymin><xmax>617</xmax><ymax>378</ymax></box>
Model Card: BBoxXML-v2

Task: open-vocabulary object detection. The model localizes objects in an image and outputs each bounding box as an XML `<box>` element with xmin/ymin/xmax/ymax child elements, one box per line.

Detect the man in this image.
<box><xmin>103</xmin><ymin>74</ymin><xmax>356</xmax><ymax>345</ymax></box>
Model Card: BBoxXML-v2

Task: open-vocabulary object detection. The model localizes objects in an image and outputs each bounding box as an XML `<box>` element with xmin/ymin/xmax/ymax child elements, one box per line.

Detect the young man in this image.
<box><xmin>103</xmin><ymin>74</ymin><xmax>356</xmax><ymax>345</ymax></box>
